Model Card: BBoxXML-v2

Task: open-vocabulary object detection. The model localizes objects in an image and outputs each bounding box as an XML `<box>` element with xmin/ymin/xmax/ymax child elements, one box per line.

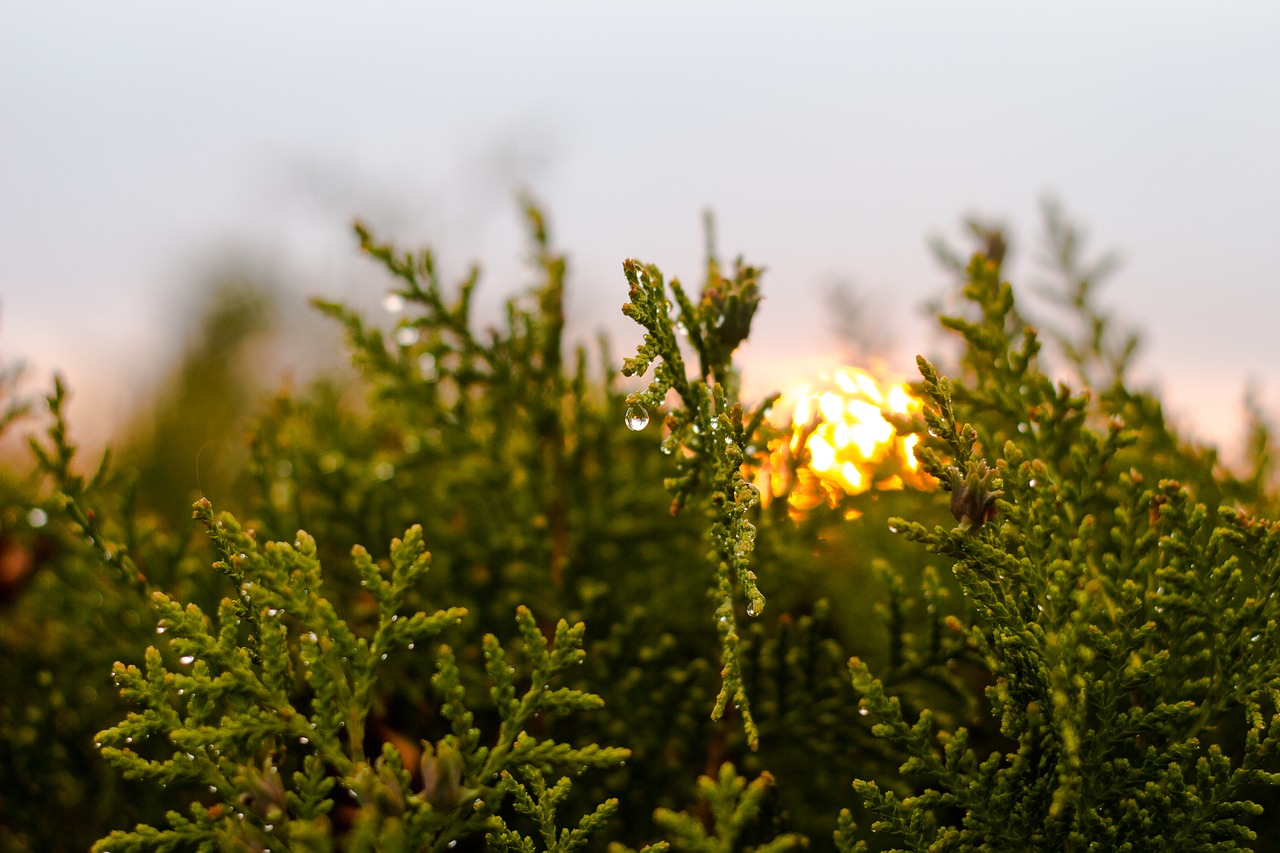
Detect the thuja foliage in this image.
<box><xmin>833</xmin><ymin>247</ymin><xmax>1280</xmax><ymax>850</ymax></box>
<box><xmin>3</xmin><ymin>199</ymin><xmax>1280</xmax><ymax>851</ymax></box>
<box><xmin>620</xmin><ymin>228</ymin><xmax>777</xmax><ymax>748</ymax></box>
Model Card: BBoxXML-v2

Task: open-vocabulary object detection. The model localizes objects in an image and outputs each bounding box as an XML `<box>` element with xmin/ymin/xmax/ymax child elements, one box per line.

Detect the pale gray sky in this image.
<box><xmin>2</xmin><ymin>2</ymin><xmax>1277</xmax><ymax>451</ymax></box>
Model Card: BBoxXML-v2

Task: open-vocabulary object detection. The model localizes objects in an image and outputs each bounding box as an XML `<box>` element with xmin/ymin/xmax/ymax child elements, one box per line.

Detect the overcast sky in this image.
<box><xmin>2</xmin><ymin>2</ymin><xmax>1277</xmax><ymax>453</ymax></box>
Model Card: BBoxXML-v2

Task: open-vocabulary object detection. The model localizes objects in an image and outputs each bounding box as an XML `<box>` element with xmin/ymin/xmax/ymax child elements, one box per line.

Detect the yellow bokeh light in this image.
<box><xmin>752</xmin><ymin>365</ymin><xmax>933</xmax><ymax>512</ymax></box>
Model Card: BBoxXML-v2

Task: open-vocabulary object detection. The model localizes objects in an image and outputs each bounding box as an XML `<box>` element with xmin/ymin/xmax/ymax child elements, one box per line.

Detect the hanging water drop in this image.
<box><xmin>624</xmin><ymin>403</ymin><xmax>650</xmax><ymax>431</ymax></box>
<box><xmin>179</xmin><ymin>655</ymin><xmax>195</xmax><ymax>665</ymax></box>
<box><xmin>382</xmin><ymin>292</ymin><xmax>405</xmax><ymax>313</ymax></box>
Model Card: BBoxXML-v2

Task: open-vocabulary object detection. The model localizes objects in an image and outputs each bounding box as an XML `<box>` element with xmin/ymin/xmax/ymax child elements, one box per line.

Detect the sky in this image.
<box><xmin>2</xmin><ymin>2</ymin><xmax>1278</xmax><ymax>455</ymax></box>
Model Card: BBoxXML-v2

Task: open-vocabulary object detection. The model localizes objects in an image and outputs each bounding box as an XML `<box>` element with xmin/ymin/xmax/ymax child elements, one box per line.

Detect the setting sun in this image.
<box><xmin>756</xmin><ymin>365</ymin><xmax>932</xmax><ymax>512</ymax></box>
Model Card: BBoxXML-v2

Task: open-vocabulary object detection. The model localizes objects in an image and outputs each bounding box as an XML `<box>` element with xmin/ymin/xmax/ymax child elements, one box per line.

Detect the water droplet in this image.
<box><xmin>675</xmin><ymin>321</ymin><xmax>688</xmax><ymax>336</ymax></box>
<box><xmin>624</xmin><ymin>403</ymin><xmax>649</xmax><ymax>431</ymax></box>
<box><xmin>1028</xmin><ymin>479</ymin><xmax>1038</xmax><ymax>488</ymax></box>
<box><xmin>395</xmin><ymin>326</ymin><xmax>419</xmax><ymax>346</ymax></box>
<box><xmin>407</xmin><ymin>642</ymin><xmax>415</xmax><ymax>650</ymax></box>
<box><xmin>179</xmin><ymin>655</ymin><xmax>195</xmax><ymax>665</ymax></box>
<box><xmin>447</xmin><ymin>841</ymin><xmax>457</xmax><ymax>850</ymax></box>
<box><xmin>746</xmin><ymin>595</ymin><xmax>764</xmax><ymax>617</ymax></box>
<box><xmin>380</xmin><ymin>653</ymin><xmax>388</xmax><ymax>660</ymax></box>
<box><xmin>858</xmin><ymin>707</ymin><xmax>870</xmax><ymax>717</ymax></box>
<box><xmin>383</xmin><ymin>292</ymin><xmax>405</xmax><ymax>313</ymax></box>
<box><xmin>27</xmin><ymin>508</ymin><xmax>48</xmax><ymax>528</ymax></box>
<box><xmin>299</xmin><ymin>736</ymin><xmax>309</xmax><ymax>744</ymax></box>
<box><xmin>888</xmin><ymin>524</ymin><xmax>899</xmax><ymax>533</ymax></box>
<box><xmin>1252</xmin><ymin>634</ymin><xmax>1262</xmax><ymax>643</ymax></box>
<box><xmin>267</xmin><ymin>608</ymin><xmax>278</xmax><ymax>617</ymax></box>
<box><xmin>473</xmin><ymin>798</ymin><xmax>484</xmax><ymax>809</ymax></box>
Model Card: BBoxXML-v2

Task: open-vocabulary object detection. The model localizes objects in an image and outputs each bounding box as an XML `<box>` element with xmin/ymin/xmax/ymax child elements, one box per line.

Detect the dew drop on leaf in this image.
<box><xmin>383</xmin><ymin>292</ymin><xmax>405</xmax><ymax>313</ymax></box>
<box><xmin>624</xmin><ymin>403</ymin><xmax>650</xmax><ymax>431</ymax></box>
<box><xmin>179</xmin><ymin>655</ymin><xmax>195</xmax><ymax>665</ymax></box>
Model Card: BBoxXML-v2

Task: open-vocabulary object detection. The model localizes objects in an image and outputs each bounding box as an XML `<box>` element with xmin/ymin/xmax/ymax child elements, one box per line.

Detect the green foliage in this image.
<box><xmin>4</xmin><ymin>198</ymin><xmax>1280</xmax><ymax>852</ymax></box>
<box><xmin>89</xmin><ymin>499</ymin><xmax>625</xmax><ymax>852</ymax></box>
<box><xmin>837</xmin><ymin>247</ymin><xmax>1280</xmax><ymax>850</ymax></box>
<box><xmin>620</xmin><ymin>230</ymin><xmax>778</xmax><ymax>748</ymax></box>
<box><xmin>648</xmin><ymin>763</ymin><xmax>806</xmax><ymax>852</ymax></box>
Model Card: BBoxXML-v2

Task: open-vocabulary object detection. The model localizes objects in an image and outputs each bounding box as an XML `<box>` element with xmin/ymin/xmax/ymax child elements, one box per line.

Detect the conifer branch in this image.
<box><xmin>620</xmin><ymin>241</ymin><xmax>776</xmax><ymax>749</ymax></box>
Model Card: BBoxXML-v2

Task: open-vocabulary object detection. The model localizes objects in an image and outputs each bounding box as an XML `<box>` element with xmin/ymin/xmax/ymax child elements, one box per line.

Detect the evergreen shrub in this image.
<box><xmin>2</xmin><ymin>201</ymin><xmax>1279</xmax><ymax>851</ymax></box>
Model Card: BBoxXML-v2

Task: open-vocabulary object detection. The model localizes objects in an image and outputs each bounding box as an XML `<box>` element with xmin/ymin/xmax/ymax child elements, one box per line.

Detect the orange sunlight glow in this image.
<box><xmin>755</xmin><ymin>365</ymin><xmax>933</xmax><ymax>514</ymax></box>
